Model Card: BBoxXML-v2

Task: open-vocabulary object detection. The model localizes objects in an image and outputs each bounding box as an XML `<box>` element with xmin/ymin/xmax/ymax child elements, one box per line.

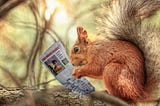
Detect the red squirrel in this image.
<box><xmin>70</xmin><ymin>0</ymin><xmax>160</xmax><ymax>103</ymax></box>
<box><xmin>71</xmin><ymin>27</ymin><xmax>145</xmax><ymax>102</ymax></box>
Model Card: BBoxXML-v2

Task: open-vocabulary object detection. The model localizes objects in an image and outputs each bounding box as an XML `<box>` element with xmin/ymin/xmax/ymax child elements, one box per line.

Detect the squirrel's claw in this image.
<box><xmin>72</xmin><ymin>68</ymin><xmax>82</xmax><ymax>79</ymax></box>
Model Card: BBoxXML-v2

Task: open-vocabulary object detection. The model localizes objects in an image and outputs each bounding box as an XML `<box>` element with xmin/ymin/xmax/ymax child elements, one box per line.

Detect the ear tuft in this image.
<box><xmin>77</xmin><ymin>26</ymin><xmax>88</xmax><ymax>42</ymax></box>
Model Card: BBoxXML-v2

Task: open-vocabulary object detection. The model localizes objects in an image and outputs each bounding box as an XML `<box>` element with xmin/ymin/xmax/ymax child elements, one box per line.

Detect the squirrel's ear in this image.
<box><xmin>77</xmin><ymin>26</ymin><xmax>88</xmax><ymax>43</ymax></box>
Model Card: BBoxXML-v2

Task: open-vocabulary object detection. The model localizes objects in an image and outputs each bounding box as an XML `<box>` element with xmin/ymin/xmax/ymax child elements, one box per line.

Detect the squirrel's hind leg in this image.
<box><xmin>102</xmin><ymin>62</ymin><xmax>146</xmax><ymax>102</ymax></box>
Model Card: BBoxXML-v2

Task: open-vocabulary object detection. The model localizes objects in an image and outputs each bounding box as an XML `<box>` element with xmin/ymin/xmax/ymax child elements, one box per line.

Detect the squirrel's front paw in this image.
<box><xmin>72</xmin><ymin>68</ymin><xmax>83</xmax><ymax>78</ymax></box>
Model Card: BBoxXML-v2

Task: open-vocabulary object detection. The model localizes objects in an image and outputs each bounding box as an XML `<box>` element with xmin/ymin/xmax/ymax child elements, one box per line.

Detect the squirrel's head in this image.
<box><xmin>70</xmin><ymin>26</ymin><xmax>90</xmax><ymax>66</ymax></box>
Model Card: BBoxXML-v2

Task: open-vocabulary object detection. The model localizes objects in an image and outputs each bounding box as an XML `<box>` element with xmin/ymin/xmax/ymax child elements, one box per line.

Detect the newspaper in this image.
<box><xmin>39</xmin><ymin>41</ymin><xmax>95</xmax><ymax>94</ymax></box>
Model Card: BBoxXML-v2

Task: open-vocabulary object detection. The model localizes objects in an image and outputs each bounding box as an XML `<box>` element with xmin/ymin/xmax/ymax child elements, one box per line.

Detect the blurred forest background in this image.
<box><xmin>0</xmin><ymin>0</ymin><xmax>103</xmax><ymax>90</ymax></box>
<box><xmin>0</xmin><ymin>0</ymin><xmax>160</xmax><ymax>106</ymax></box>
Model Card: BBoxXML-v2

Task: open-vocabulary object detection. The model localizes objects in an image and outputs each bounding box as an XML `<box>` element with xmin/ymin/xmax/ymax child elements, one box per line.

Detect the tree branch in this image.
<box><xmin>0</xmin><ymin>0</ymin><xmax>25</xmax><ymax>18</ymax></box>
<box><xmin>0</xmin><ymin>85</ymin><xmax>130</xmax><ymax>106</ymax></box>
<box><xmin>34</xmin><ymin>78</ymin><xmax>56</xmax><ymax>88</ymax></box>
<box><xmin>26</xmin><ymin>2</ymin><xmax>41</xmax><ymax>87</ymax></box>
<box><xmin>89</xmin><ymin>91</ymin><xmax>129</xmax><ymax>106</ymax></box>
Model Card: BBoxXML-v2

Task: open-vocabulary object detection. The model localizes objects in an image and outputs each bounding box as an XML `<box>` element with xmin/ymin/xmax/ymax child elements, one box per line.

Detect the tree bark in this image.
<box><xmin>0</xmin><ymin>86</ymin><xmax>129</xmax><ymax>106</ymax></box>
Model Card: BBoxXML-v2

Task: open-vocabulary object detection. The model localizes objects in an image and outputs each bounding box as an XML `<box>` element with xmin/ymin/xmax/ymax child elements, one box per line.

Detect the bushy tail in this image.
<box><xmin>97</xmin><ymin>0</ymin><xmax>160</xmax><ymax>102</ymax></box>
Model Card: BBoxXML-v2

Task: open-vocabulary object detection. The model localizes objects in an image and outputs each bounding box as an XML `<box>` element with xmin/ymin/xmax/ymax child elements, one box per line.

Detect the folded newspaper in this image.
<box><xmin>39</xmin><ymin>41</ymin><xmax>95</xmax><ymax>94</ymax></box>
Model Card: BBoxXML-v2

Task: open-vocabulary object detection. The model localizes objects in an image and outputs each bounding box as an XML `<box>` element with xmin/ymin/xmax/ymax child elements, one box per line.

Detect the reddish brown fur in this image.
<box><xmin>70</xmin><ymin>27</ymin><xmax>147</xmax><ymax>102</ymax></box>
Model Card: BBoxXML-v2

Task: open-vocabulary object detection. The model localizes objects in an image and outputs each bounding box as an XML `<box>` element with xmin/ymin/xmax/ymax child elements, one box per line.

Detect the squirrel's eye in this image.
<box><xmin>74</xmin><ymin>47</ymin><xmax>79</xmax><ymax>53</ymax></box>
